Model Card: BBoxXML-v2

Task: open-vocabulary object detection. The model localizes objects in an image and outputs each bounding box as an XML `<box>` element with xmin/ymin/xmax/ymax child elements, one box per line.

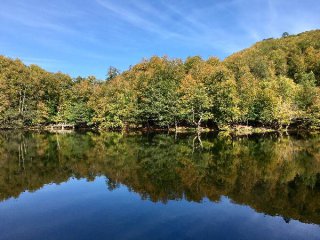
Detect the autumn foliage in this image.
<box><xmin>1</xmin><ymin>30</ymin><xmax>320</xmax><ymax>130</ymax></box>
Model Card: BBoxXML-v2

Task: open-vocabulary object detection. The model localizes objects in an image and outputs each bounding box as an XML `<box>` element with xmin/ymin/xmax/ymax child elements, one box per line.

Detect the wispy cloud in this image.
<box><xmin>0</xmin><ymin>11</ymin><xmax>75</xmax><ymax>34</ymax></box>
<box><xmin>95</xmin><ymin>0</ymin><xmax>246</xmax><ymax>53</ymax></box>
<box><xmin>1</xmin><ymin>0</ymin><xmax>319</xmax><ymax>78</ymax></box>
<box><xmin>96</xmin><ymin>0</ymin><xmax>184</xmax><ymax>39</ymax></box>
<box><xmin>0</xmin><ymin>1</ymin><xmax>79</xmax><ymax>34</ymax></box>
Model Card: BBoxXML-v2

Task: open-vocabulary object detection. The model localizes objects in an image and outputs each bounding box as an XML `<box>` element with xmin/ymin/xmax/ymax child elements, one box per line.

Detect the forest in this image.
<box><xmin>0</xmin><ymin>30</ymin><xmax>320</xmax><ymax>131</ymax></box>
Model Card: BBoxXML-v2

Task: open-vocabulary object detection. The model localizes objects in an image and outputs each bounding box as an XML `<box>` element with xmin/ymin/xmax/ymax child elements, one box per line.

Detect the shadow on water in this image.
<box><xmin>0</xmin><ymin>130</ymin><xmax>320</xmax><ymax>225</ymax></box>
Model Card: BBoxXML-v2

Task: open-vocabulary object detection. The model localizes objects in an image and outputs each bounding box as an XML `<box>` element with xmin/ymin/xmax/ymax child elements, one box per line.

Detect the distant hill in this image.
<box><xmin>225</xmin><ymin>30</ymin><xmax>320</xmax><ymax>83</ymax></box>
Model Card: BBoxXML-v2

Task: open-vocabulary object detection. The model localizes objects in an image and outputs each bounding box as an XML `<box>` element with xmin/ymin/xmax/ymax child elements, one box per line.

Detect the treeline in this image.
<box><xmin>1</xmin><ymin>30</ymin><xmax>320</xmax><ymax>130</ymax></box>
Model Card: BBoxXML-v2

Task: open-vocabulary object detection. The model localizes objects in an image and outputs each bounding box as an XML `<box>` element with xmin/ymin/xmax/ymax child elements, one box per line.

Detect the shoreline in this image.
<box><xmin>1</xmin><ymin>125</ymin><xmax>319</xmax><ymax>136</ymax></box>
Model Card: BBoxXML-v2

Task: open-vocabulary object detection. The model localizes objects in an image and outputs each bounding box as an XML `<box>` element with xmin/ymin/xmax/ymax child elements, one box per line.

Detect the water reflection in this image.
<box><xmin>0</xmin><ymin>131</ymin><xmax>319</xmax><ymax>226</ymax></box>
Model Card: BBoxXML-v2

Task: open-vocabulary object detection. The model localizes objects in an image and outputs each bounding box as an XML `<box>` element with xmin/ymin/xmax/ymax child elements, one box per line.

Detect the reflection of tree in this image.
<box><xmin>106</xmin><ymin>178</ymin><xmax>120</xmax><ymax>191</ymax></box>
<box><xmin>0</xmin><ymin>131</ymin><xmax>320</xmax><ymax>224</ymax></box>
<box><xmin>192</xmin><ymin>132</ymin><xmax>203</xmax><ymax>153</ymax></box>
<box><xmin>283</xmin><ymin>217</ymin><xmax>291</xmax><ymax>223</ymax></box>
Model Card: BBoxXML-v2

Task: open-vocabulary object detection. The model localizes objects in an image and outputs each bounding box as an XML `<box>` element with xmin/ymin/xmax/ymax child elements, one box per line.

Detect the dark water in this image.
<box><xmin>0</xmin><ymin>131</ymin><xmax>320</xmax><ymax>240</ymax></box>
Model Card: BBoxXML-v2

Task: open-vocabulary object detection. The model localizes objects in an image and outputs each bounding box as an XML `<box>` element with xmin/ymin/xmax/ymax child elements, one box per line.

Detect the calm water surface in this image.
<box><xmin>0</xmin><ymin>131</ymin><xmax>320</xmax><ymax>240</ymax></box>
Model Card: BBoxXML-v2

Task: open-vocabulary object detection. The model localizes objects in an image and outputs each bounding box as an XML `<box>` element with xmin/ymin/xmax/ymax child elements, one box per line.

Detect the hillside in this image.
<box><xmin>0</xmin><ymin>30</ymin><xmax>319</xmax><ymax>130</ymax></box>
<box><xmin>225</xmin><ymin>30</ymin><xmax>320</xmax><ymax>83</ymax></box>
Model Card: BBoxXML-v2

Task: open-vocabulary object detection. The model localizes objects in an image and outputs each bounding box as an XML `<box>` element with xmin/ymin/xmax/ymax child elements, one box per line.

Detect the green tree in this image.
<box><xmin>282</xmin><ymin>32</ymin><xmax>290</xmax><ymax>38</ymax></box>
<box><xmin>179</xmin><ymin>74</ymin><xmax>212</xmax><ymax>130</ymax></box>
<box><xmin>106</xmin><ymin>66</ymin><xmax>120</xmax><ymax>81</ymax></box>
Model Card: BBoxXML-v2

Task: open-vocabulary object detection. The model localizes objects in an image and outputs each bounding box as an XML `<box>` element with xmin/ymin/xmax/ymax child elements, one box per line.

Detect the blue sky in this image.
<box><xmin>0</xmin><ymin>0</ymin><xmax>319</xmax><ymax>79</ymax></box>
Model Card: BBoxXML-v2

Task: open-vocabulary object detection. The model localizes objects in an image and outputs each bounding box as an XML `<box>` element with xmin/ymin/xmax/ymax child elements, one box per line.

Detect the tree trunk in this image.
<box><xmin>21</xmin><ymin>88</ymin><xmax>26</xmax><ymax>120</ymax></box>
<box><xmin>22</xmin><ymin>89</ymin><xmax>26</xmax><ymax>112</ymax></box>
<box><xmin>19</xmin><ymin>90</ymin><xmax>22</xmax><ymax>113</ymax></box>
<box><xmin>196</xmin><ymin>117</ymin><xmax>202</xmax><ymax>133</ymax></box>
<box><xmin>174</xmin><ymin>119</ymin><xmax>178</xmax><ymax>132</ymax></box>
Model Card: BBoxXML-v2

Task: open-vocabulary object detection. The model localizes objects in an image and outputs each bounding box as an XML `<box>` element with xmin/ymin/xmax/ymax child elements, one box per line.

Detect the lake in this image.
<box><xmin>0</xmin><ymin>131</ymin><xmax>319</xmax><ymax>240</ymax></box>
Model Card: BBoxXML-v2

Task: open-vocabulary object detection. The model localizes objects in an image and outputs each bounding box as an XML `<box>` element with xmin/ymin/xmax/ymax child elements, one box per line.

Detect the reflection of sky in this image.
<box><xmin>0</xmin><ymin>177</ymin><xmax>319</xmax><ymax>240</ymax></box>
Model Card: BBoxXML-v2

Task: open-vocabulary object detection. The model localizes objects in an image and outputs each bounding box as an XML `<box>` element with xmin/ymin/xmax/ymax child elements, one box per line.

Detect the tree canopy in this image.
<box><xmin>1</xmin><ymin>30</ymin><xmax>320</xmax><ymax>130</ymax></box>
